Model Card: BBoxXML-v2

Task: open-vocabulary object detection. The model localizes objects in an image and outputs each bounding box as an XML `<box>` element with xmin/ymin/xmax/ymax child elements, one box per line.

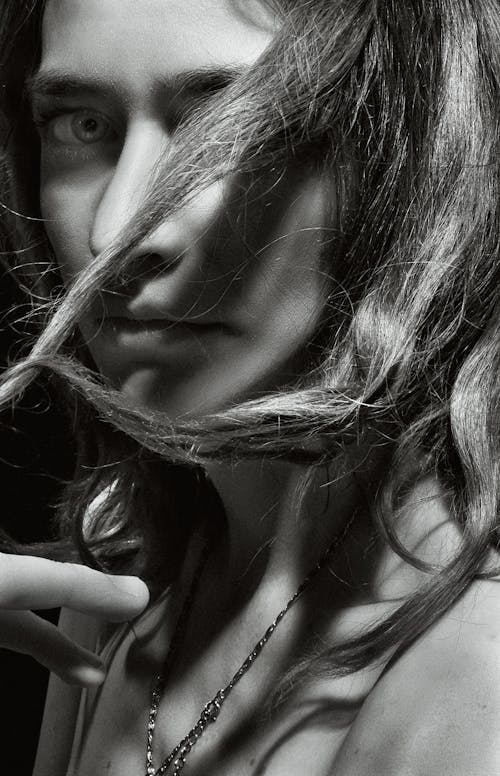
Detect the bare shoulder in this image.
<box><xmin>334</xmin><ymin>578</ymin><xmax>500</xmax><ymax>776</ymax></box>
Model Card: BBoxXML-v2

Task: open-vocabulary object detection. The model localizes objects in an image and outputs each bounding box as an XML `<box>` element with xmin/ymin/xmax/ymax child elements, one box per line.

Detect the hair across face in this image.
<box><xmin>33</xmin><ymin>0</ymin><xmax>336</xmax><ymax>417</ymax></box>
<box><xmin>1</xmin><ymin>0</ymin><xmax>500</xmax><ymax>686</ymax></box>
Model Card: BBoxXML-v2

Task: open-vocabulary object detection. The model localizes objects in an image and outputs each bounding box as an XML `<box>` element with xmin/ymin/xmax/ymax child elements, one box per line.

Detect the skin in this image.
<box><xmin>3</xmin><ymin>0</ymin><xmax>338</xmax><ymax>695</ymax></box>
<box><xmin>0</xmin><ymin>555</ymin><xmax>148</xmax><ymax>684</ymax></box>
<box><xmin>35</xmin><ymin>0</ymin><xmax>332</xmax><ymax>417</ymax></box>
<box><xmin>32</xmin><ymin>0</ymin><xmax>346</xmax><ymax>627</ymax></box>
<box><xmin>7</xmin><ymin>1</ymin><xmax>500</xmax><ymax>774</ymax></box>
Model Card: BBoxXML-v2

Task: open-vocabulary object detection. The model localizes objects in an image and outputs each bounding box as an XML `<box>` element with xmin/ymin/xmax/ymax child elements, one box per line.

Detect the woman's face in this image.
<box><xmin>34</xmin><ymin>0</ymin><xmax>331</xmax><ymax>417</ymax></box>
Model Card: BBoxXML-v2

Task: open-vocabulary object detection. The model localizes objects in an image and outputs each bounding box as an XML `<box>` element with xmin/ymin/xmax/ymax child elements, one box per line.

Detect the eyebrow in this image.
<box><xmin>25</xmin><ymin>65</ymin><xmax>246</xmax><ymax>105</ymax></box>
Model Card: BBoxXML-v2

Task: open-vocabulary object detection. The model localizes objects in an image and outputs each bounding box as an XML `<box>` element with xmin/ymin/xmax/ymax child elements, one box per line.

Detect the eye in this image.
<box><xmin>45</xmin><ymin>110</ymin><xmax>116</xmax><ymax>146</ymax></box>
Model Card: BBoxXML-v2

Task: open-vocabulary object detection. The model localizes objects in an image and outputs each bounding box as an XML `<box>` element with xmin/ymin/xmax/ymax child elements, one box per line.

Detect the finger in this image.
<box><xmin>0</xmin><ymin>553</ymin><xmax>149</xmax><ymax>621</ymax></box>
<box><xmin>0</xmin><ymin>610</ymin><xmax>106</xmax><ymax>686</ymax></box>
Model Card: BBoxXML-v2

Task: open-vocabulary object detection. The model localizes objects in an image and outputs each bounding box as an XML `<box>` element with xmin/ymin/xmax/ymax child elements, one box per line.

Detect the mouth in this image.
<box><xmin>101</xmin><ymin>316</ymin><xmax>191</xmax><ymax>333</ymax></box>
<box><xmin>96</xmin><ymin>315</ymin><xmax>227</xmax><ymax>344</ymax></box>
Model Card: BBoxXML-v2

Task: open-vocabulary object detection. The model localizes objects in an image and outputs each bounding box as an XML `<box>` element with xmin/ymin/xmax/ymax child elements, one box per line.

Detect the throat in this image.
<box><xmin>179</xmin><ymin>457</ymin><xmax>376</xmax><ymax>667</ymax></box>
<box><xmin>204</xmin><ymin>458</ymin><xmax>363</xmax><ymax>593</ymax></box>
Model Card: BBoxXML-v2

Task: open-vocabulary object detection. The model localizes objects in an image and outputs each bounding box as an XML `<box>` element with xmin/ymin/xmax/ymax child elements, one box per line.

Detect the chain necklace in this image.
<box><xmin>145</xmin><ymin>513</ymin><xmax>356</xmax><ymax>776</ymax></box>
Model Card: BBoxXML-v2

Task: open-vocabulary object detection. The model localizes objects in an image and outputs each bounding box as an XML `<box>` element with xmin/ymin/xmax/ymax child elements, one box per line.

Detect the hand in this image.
<box><xmin>0</xmin><ymin>552</ymin><xmax>149</xmax><ymax>686</ymax></box>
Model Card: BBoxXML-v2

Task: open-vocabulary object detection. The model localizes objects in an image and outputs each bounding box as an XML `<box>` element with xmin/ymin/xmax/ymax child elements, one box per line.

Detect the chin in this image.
<box><xmin>116</xmin><ymin>368</ymin><xmax>216</xmax><ymax>419</ymax></box>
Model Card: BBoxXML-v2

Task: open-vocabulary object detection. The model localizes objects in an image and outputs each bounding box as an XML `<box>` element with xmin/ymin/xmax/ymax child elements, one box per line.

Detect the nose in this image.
<box><xmin>90</xmin><ymin>119</ymin><xmax>163</xmax><ymax>256</ymax></box>
<box><xmin>89</xmin><ymin>119</ymin><xmax>222</xmax><ymax>263</ymax></box>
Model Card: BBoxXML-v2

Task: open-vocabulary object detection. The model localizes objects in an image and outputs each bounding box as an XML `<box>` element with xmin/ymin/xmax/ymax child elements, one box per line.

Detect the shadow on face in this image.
<box><xmin>34</xmin><ymin>0</ymin><xmax>335</xmax><ymax>417</ymax></box>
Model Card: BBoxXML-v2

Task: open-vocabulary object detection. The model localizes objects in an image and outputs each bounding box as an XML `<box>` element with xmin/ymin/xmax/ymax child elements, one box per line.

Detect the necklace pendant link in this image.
<box><xmin>173</xmin><ymin>755</ymin><xmax>186</xmax><ymax>773</ymax></box>
<box><xmin>202</xmin><ymin>699</ymin><xmax>221</xmax><ymax>723</ymax></box>
<box><xmin>201</xmin><ymin>689</ymin><xmax>225</xmax><ymax>724</ymax></box>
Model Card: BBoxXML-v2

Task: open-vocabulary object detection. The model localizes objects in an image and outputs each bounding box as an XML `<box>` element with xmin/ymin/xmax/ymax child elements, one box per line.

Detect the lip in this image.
<box><xmin>95</xmin><ymin>315</ymin><xmax>227</xmax><ymax>349</ymax></box>
<box><xmin>104</xmin><ymin>316</ymin><xmax>195</xmax><ymax>331</ymax></box>
<box><xmin>96</xmin><ymin>299</ymin><xmax>224</xmax><ymax>325</ymax></box>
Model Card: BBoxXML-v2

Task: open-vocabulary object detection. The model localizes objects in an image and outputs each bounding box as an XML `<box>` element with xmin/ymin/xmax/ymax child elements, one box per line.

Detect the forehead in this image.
<box><xmin>41</xmin><ymin>0</ymin><xmax>276</xmax><ymax>84</ymax></box>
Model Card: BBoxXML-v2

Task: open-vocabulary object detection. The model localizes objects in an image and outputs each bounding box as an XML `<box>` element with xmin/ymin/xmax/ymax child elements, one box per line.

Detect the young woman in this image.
<box><xmin>1</xmin><ymin>1</ymin><xmax>500</xmax><ymax>774</ymax></box>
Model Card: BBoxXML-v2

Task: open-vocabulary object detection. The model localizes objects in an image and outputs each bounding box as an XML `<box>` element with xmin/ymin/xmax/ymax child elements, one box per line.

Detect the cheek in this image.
<box><xmin>40</xmin><ymin>164</ymin><xmax>102</xmax><ymax>281</ymax></box>
<box><xmin>240</xmin><ymin>174</ymin><xmax>333</xmax><ymax>328</ymax></box>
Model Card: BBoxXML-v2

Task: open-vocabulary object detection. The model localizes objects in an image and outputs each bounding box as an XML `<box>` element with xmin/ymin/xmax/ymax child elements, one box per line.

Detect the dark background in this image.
<box><xmin>0</xmin><ymin>270</ymin><xmax>75</xmax><ymax>775</ymax></box>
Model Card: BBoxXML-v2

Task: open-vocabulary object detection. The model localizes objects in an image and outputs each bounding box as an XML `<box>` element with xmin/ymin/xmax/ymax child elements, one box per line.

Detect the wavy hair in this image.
<box><xmin>0</xmin><ymin>0</ymin><xmax>499</xmax><ymax>686</ymax></box>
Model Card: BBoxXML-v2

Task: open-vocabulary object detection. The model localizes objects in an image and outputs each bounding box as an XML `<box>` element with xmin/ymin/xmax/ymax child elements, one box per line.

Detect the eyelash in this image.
<box><xmin>32</xmin><ymin>105</ymin><xmax>89</xmax><ymax>132</ymax></box>
<box><xmin>31</xmin><ymin>87</ymin><xmax>223</xmax><ymax>139</ymax></box>
<box><xmin>32</xmin><ymin>105</ymin><xmax>119</xmax><ymax>146</ymax></box>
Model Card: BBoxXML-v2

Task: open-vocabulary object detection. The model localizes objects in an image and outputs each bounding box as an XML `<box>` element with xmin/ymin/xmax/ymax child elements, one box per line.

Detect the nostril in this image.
<box><xmin>112</xmin><ymin>252</ymin><xmax>182</xmax><ymax>294</ymax></box>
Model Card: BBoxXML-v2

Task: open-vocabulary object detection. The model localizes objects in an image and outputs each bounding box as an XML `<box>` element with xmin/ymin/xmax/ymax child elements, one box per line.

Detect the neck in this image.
<box><xmin>203</xmin><ymin>449</ymin><xmax>377</xmax><ymax>605</ymax></box>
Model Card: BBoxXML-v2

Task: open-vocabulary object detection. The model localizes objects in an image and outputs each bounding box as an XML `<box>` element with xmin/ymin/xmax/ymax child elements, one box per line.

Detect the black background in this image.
<box><xmin>0</xmin><ymin>270</ymin><xmax>75</xmax><ymax>775</ymax></box>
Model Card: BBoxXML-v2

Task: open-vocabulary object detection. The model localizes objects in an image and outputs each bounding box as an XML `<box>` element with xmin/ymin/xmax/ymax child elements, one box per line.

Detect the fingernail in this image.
<box><xmin>113</xmin><ymin>576</ymin><xmax>150</xmax><ymax>608</ymax></box>
<box><xmin>72</xmin><ymin>664</ymin><xmax>107</xmax><ymax>687</ymax></box>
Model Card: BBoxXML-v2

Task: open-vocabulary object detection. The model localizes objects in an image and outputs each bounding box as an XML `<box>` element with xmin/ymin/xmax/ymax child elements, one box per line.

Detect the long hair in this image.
<box><xmin>1</xmin><ymin>0</ymin><xmax>499</xmax><ymax>686</ymax></box>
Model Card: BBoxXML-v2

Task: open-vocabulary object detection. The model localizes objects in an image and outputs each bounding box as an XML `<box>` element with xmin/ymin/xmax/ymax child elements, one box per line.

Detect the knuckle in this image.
<box><xmin>59</xmin><ymin>562</ymin><xmax>82</xmax><ymax>604</ymax></box>
<box><xmin>60</xmin><ymin>561</ymin><xmax>105</xmax><ymax>605</ymax></box>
